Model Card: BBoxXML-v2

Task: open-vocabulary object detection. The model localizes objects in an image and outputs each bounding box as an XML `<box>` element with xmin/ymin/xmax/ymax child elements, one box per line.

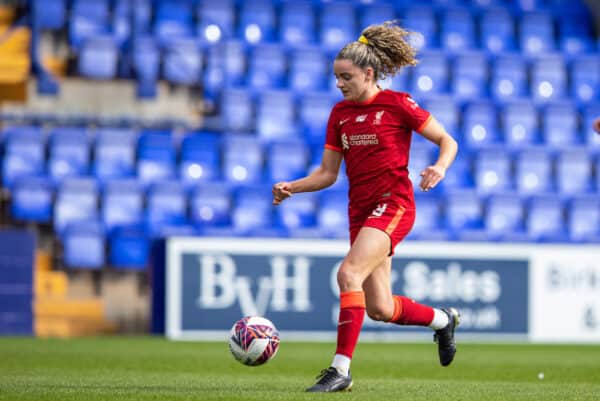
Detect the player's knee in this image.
<box><xmin>336</xmin><ymin>266</ymin><xmax>363</xmax><ymax>291</ymax></box>
<box><xmin>366</xmin><ymin>304</ymin><xmax>393</xmax><ymax>322</ymax></box>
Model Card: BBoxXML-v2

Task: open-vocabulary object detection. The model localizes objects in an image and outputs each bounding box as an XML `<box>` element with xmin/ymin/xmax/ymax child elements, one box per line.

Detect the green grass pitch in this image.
<box><xmin>1</xmin><ymin>336</ymin><xmax>599</xmax><ymax>401</ymax></box>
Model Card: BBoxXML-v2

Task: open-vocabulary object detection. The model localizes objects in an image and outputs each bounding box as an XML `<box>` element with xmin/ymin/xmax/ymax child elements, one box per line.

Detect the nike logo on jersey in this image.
<box><xmin>339</xmin><ymin>118</ymin><xmax>350</xmax><ymax>126</ymax></box>
<box><xmin>355</xmin><ymin>114</ymin><xmax>367</xmax><ymax>122</ymax></box>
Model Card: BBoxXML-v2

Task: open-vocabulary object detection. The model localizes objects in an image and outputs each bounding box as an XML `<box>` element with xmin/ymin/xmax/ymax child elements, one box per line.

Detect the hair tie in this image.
<box><xmin>358</xmin><ymin>35</ymin><xmax>369</xmax><ymax>45</ymax></box>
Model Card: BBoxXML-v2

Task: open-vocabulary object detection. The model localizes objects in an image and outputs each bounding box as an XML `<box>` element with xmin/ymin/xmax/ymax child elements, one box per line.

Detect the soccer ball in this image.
<box><xmin>228</xmin><ymin>316</ymin><xmax>280</xmax><ymax>366</ymax></box>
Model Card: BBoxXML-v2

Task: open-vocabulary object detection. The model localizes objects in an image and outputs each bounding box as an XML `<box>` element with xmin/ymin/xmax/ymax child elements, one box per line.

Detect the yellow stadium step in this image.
<box><xmin>35</xmin><ymin>317</ymin><xmax>118</xmax><ymax>338</ymax></box>
<box><xmin>0</xmin><ymin>53</ymin><xmax>30</xmax><ymax>83</ymax></box>
<box><xmin>0</xmin><ymin>25</ymin><xmax>31</xmax><ymax>54</ymax></box>
<box><xmin>36</xmin><ymin>250</ymin><xmax>53</xmax><ymax>272</ymax></box>
<box><xmin>35</xmin><ymin>271</ymin><xmax>69</xmax><ymax>298</ymax></box>
<box><xmin>34</xmin><ymin>298</ymin><xmax>106</xmax><ymax>320</ymax></box>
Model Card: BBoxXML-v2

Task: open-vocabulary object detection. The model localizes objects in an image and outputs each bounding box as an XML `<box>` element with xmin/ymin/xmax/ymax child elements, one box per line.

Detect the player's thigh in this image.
<box><xmin>363</xmin><ymin>257</ymin><xmax>394</xmax><ymax>319</ymax></box>
<box><xmin>343</xmin><ymin>226</ymin><xmax>390</xmax><ymax>279</ymax></box>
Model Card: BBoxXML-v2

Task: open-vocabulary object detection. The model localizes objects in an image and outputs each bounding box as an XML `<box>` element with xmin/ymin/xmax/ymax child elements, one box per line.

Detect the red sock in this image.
<box><xmin>388</xmin><ymin>295</ymin><xmax>434</xmax><ymax>326</ymax></box>
<box><xmin>335</xmin><ymin>291</ymin><xmax>366</xmax><ymax>359</ymax></box>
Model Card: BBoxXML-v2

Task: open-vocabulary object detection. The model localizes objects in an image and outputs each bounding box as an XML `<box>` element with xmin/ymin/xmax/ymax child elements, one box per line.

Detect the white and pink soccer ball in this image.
<box><xmin>228</xmin><ymin>316</ymin><xmax>280</xmax><ymax>366</ymax></box>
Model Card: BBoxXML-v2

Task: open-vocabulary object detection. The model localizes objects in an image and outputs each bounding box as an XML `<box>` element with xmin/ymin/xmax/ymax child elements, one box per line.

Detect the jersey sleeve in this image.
<box><xmin>396</xmin><ymin>93</ymin><xmax>432</xmax><ymax>133</ymax></box>
<box><xmin>325</xmin><ymin>106</ymin><xmax>343</xmax><ymax>152</ymax></box>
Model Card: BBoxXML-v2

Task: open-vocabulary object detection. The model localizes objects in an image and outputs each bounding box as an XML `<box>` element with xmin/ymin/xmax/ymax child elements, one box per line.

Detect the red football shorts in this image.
<box><xmin>349</xmin><ymin>197</ymin><xmax>415</xmax><ymax>256</ymax></box>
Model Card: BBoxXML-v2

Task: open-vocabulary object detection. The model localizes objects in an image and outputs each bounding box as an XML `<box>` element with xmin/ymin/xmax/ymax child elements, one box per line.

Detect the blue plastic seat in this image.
<box><xmin>1</xmin><ymin>126</ymin><xmax>45</xmax><ymax>189</ymax></box>
<box><xmin>204</xmin><ymin>40</ymin><xmax>247</xmax><ymax>92</ymax></box>
<box><xmin>317</xmin><ymin>189</ymin><xmax>348</xmax><ymax>239</ymax></box>
<box><xmin>132</xmin><ymin>37</ymin><xmax>159</xmax><ymax>98</ymax></box>
<box><xmin>53</xmin><ymin>178</ymin><xmax>99</xmax><ymax>235</ymax></box>
<box><xmin>408</xmin><ymin>144</ymin><xmax>433</xmax><ymax>188</ymax></box>
<box><xmin>108</xmin><ymin>225</ymin><xmax>149</xmax><ymax>270</ymax></box>
<box><xmin>247</xmin><ymin>44</ymin><xmax>286</xmax><ymax>90</ymax></box>
<box><xmin>462</xmin><ymin>101</ymin><xmax>499</xmax><ymax>149</ymax></box>
<box><xmin>93</xmin><ymin>128</ymin><xmax>137</xmax><ymax>181</ymax></box>
<box><xmin>491</xmin><ymin>53</ymin><xmax>527</xmax><ymax>101</ymax></box>
<box><xmin>220</xmin><ymin>88</ymin><xmax>254</xmax><ymax>131</ymax></box>
<box><xmin>583</xmin><ymin>103</ymin><xmax>600</xmax><ymax>151</ymax></box>
<box><xmin>557</xmin><ymin>13</ymin><xmax>595</xmax><ymax>55</ymax></box>
<box><xmin>501</xmin><ymin>100</ymin><xmax>539</xmax><ymax>148</ymax></box>
<box><xmin>190</xmin><ymin>182</ymin><xmax>232</xmax><ymax>227</ymax></box>
<box><xmin>527</xmin><ymin>195</ymin><xmax>565</xmax><ymax>242</ymax></box>
<box><xmin>78</xmin><ymin>35</ymin><xmax>118</xmax><ymax>79</ymax></box>
<box><xmin>299</xmin><ymin>91</ymin><xmax>335</xmax><ymax>146</ymax></box>
<box><xmin>422</xmin><ymin>96</ymin><xmax>459</xmax><ymax>135</ymax></box>
<box><xmin>319</xmin><ymin>2</ymin><xmax>356</xmax><ymax>54</ymax></box>
<box><xmin>69</xmin><ymin>0</ymin><xmax>109</xmax><ymax>49</ymax></box>
<box><xmin>63</xmin><ymin>221</ymin><xmax>105</xmax><ymax>269</ymax></box>
<box><xmin>154</xmin><ymin>0</ymin><xmax>194</xmax><ymax>45</ymax></box>
<box><xmin>288</xmin><ymin>46</ymin><xmax>328</xmax><ymax>93</ymax></box>
<box><xmin>132</xmin><ymin>0</ymin><xmax>152</xmax><ymax>35</ymax></box>
<box><xmin>222</xmin><ymin>134</ymin><xmax>264</xmax><ymax>184</ymax></box>
<box><xmin>10</xmin><ymin>177</ymin><xmax>53</xmax><ymax>223</ymax></box>
<box><xmin>556</xmin><ymin>148</ymin><xmax>592</xmax><ymax>195</ymax></box>
<box><xmin>275</xmin><ymin>191</ymin><xmax>317</xmax><ymax>231</ymax></box>
<box><xmin>32</xmin><ymin>0</ymin><xmax>65</xmax><ymax>30</ymax></box>
<box><xmin>451</xmin><ymin>51</ymin><xmax>488</xmax><ymax>100</ymax></box>
<box><xmin>358</xmin><ymin>3</ymin><xmax>395</xmax><ymax>30</ymax></box>
<box><xmin>410</xmin><ymin>51</ymin><xmax>449</xmax><ymax>97</ymax></box>
<box><xmin>136</xmin><ymin>131</ymin><xmax>176</xmax><ymax>186</ymax></box>
<box><xmin>410</xmin><ymin>195</ymin><xmax>447</xmax><ymax>241</ymax></box>
<box><xmin>570</xmin><ymin>55</ymin><xmax>600</xmax><ymax>103</ymax></box>
<box><xmin>485</xmin><ymin>193</ymin><xmax>524</xmax><ymax>240</ymax></box>
<box><xmin>568</xmin><ymin>195</ymin><xmax>599</xmax><ymax>242</ymax></box>
<box><xmin>179</xmin><ymin>132</ymin><xmax>220</xmax><ymax>187</ymax></box>
<box><xmin>197</xmin><ymin>0</ymin><xmax>234</xmax><ymax>44</ymax></box>
<box><xmin>101</xmin><ymin>179</ymin><xmax>144</xmax><ymax>234</ymax></box>
<box><xmin>112</xmin><ymin>0</ymin><xmax>131</xmax><ymax>48</ymax></box>
<box><xmin>256</xmin><ymin>90</ymin><xmax>297</xmax><ymax>142</ymax></box>
<box><xmin>515</xmin><ymin>148</ymin><xmax>552</xmax><ymax>194</ymax></box>
<box><xmin>279</xmin><ymin>1</ymin><xmax>316</xmax><ymax>47</ymax></box>
<box><xmin>145</xmin><ymin>181</ymin><xmax>188</xmax><ymax>238</ymax></box>
<box><xmin>531</xmin><ymin>54</ymin><xmax>567</xmax><ymax>103</ymax></box>
<box><xmin>480</xmin><ymin>8</ymin><xmax>516</xmax><ymax>53</ymax></box>
<box><xmin>474</xmin><ymin>148</ymin><xmax>512</xmax><ymax>194</ymax></box>
<box><xmin>440</xmin><ymin>8</ymin><xmax>475</xmax><ymax>52</ymax></box>
<box><xmin>267</xmin><ymin>139</ymin><xmax>309</xmax><ymax>182</ymax></box>
<box><xmin>403</xmin><ymin>7</ymin><xmax>437</xmax><ymax>50</ymax></box>
<box><xmin>238</xmin><ymin>0</ymin><xmax>276</xmax><ymax>44</ymax></box>
<box><xmin>519</xmin><ymin>11</ymin><xmax>556</xmax><ymax>56</ymax></box>
<box><xmin>541</xmin><ymin>101</ymin><xmax>580</xmax><ymax>147</ymax></box>
<box><xmin>47</xmin><ymin>127</ymin><xmax>90</xmax><ymax>183</ymax></box>
<box><xmin>163</xmin><ymin>38</ymin><xmax>202</xmax><ymax>85</ymax></box>
<box><xmin>439</xmin><ymin>155</ymin><xmax>474</xmax><ymax>191</ymax></box>
<box><xmin>231</xmin><ymin>185</ymin><xmax>273</xmax><ymax>234</ymax></box>
<box><xmin>445</xmin><ymin>190</ymin><xmax>483</xmax><ymax>232</ymax></box>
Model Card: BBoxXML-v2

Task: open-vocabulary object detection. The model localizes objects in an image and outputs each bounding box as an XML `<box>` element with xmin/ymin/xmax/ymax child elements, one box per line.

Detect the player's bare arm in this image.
<box><xmin>416</xmin><ymin>116</ymin><xmax>458</xmax><ymax>192</ymax></box>
<box><xmin>272</xmin><ymin>149</ymin><xmax>343</xmax><ymax>205</ymax></box>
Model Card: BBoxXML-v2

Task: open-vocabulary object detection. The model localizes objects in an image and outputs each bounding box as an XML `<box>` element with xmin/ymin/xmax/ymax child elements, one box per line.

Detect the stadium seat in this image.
<box><xmin>163</xmin><ymin>38</ymin><xmax>202</xmax><ymax>85</ymax></box>
<box><xmin>132</xmin><ymin>37</ymin><xmax>159</xmax><ymax>98</ymax></box>
<box><xmin>450</xmin><ymin>51</ymin><xmax>488</xmax><ymax>101</ymax></box>
<box><xmin>10</xmin><ymin>177</ymin><xmax>53</xmax><ymax>223</ymax></box>
<box><xmin>410</xmin><ymin>194</ymin><xmax>448</xmax><ymax>240</ymax></box>
<box><xmin>136</xmin><ymin>131</ymin><xmax>176</xmax><ymax>186</ymax></box>
<box><xmin>145</xmin><ymin>181</ymin><xmax>188</xmax><ymax>237</ymax></box>
<box><xmin>101</xmin><ymin>179</ymin><xmax>144</xmax><ymax>234</ymax></box>
<box><xmin>440</xmin><ymin>8</ymin><xmax>475</xmax><ymax>52</ymax></box>
<box><xmin>238</xmin><ymin>0</ymin><xmax>276</xmax><ymax>44</ymax></box>
<box><xmin>1</xmin><ymin>126</ymin><xmax>45</xmax><ymax>189</ymax></box>
<box><xmin>288</xmin><ymin>46</ymin><xmax>328</xmax><ymax>93</ymax></box>
<box><xmin>410</xmin><ymin>51</ymin><xmax>449</xmax><ymax>97</ymax></box>
<box><xmin>485</xmin><ymin>193</ymin><xmax>525</xmax><ymax>240</ymax></box>
<box><xmin>153</xmin><ymin>0</ymin><xmax>194</xmax><ymax>46</ymax></box>
<box><xmin>462</xmin><ymin>101</ymin><xmax>499</xmax><ymax>149</ymax></box>
<box><xmin>220</xmin><ymin>88</ymin><xmax>254</xmax><ymax>132</ymax></box>
<box><xmin>568</xmin><ymin>195</ymin><xmax>600</xmax><ymax>242</ymax></box>
<box><xmin>444</xmin><ymin>189</ymin><xmax>484</xmax><ymax>232</ymax></box>
<box><xmin>480</xmin><ymin>8</ymin><xmax>516</xmax><ymax>53</ymax></box>
<box><xmin>319</xmin><ymin>2</ymin><xmax>356</xmax><ymax>54</ymax></box>
<box><xmin>358</xmin><ymin>3</ymin><xmax>395</xmax><ymax>31</ymax></box>
<box><xmin>403</xmin><ymin>6</ymin><xmax>438</xmax><ymax>50</ymax></box>
<box><xmin>231</xmin><ymin>185</ymin><xmax>273</xmax><ymax>234</ymax></box>
<box><xmin>204</xmin><ymin>40</ymin><xmax>247</xmax><ymax>92</ymax></box>
<box><xmin>69</xmin><ymin>0</ymin><xmax>109</xmax><ymax>49</ymax></box>
<box><xmin>179</xmin><ymin>132</ymin><xmax>221</xmax><ymax>187</ymax></box>
<box><xmin>501</xmin><ymin>100</ymin><xmax>540</xmax><ymax>148</ymax></box>
<box><xmin>222</xmin><ymin>134</ymin><xmax>264</xmax><ymax>184</ymax></box>
<box><xmin>439</xmin><ymin>155</ymin><xmax>474</xmax><ymax>191</ymax></box>
<box><xmin>108</xmin><ymin>225</ymin><xmax>150</xmax><ymax>270</ymax></box>
<box><xmin>557</xmin><ymin>13</ymin><xmax>595</xmax><ymax>55</ymax></box>
<box><xmin>247</xmin><ymin>44</ymin><xmax>286</xmax><ymax>90</ymax></box>
<box><xmin>556</xmin><ymin>148</ymin><xmax>593</xmax><ymax>195</ymax></box>
<box><xmin>422</xmin><ymin>96</ymin><xmax>459</xmax><ymax>136</ymax></box>
<box><xmin>519</xmin><ymin>11</ymin><xmax>556</xmax><ymax>56</ymax></box>
<box><xmin>53</xmin><ymin>178</ymin><xmax>99</xmax><ymax>235</ymax></box>
<box><xmin>77</xmin><ymin>35</ymin><xmax>118</xmax><ymax>79</ymax></box>
<box><xmin>541</xmin><ymin>101</ymin><xmax>580</xmax><ymax>147</ymax></box>
<box><xmin>279</xmin><ymin>1</ymin><xmax>316</xmax><ymax>47</ymax></box>
<box><xmin>408</xmin><ymin>144</ymin><xmax>433</xmax><ymax>188</ymax></box>
<box><xmin>47</xmin><ymin>127</ymin><xmax>90</xmax><ymax>183</ymax></box>
<box><xmin>132</xmin><ymin>0</ymin><xmax>152</xmax><ymax>35</ymax></box>
<box><xmin>32</xmin><ymin>0</ymin><xmax>65</xmax><ymax>30</ymax></box>
<box><xmin>63</xmin><ymin>221</ymin><xmax>106</xmax><ymax>269</ymax></box>
<box><xmin>299</xmin><ymin>91</ymin><xmax>335</xmax><ymax>146</ymax></box>
<box><xmin>275</xmin><ymin>191</ymin><xmax>317</xmax><ymax>231</ymax></box>
<box><xmin>531</xmin><ymin>54</ymin><xmax>567</xmax><ymax>104</ymax></box>
<box><xmin>583</xmin><ymin>103</ymin><xmax>600</xmax><ymax>151</ymax></box>
<box><xmin>256</xmin><ymin>90</ymin><xmax>297</xmax><ymax>142</ymax></box>
<box><xmin>474</xmin><ymin>148</ymin><xmax>512</xmax><ymax>194</ymax></box>
<box><xmin>197</xmin><ymin>0</ymin><xmax>234</xmax><ymax>44</ymax></box>
<box><xmin>112</xmin><ymin>0</ymin><xmax>131</xmax><ymax>48</ymax></box>
<box><xmin>527</xmin><ymin>195</ymin><xmax>566</xmax><ymax>242</ymax></box>
<box><xmin>266</xmin><ymin>139</ymin><xmax>309</xmax><ymax>182</ymax></box>
<box><xmin>189</xmin><ymin>182</ymin><xmax>232</xmax><ymax>228</ymax></box>
<box><xmin>317</xmin><ymin>189</ymin><xmax>348</xmax><ymax>239</ymax></box>
<box><xmin>490</xmin><ymin>53</ymin><xmax>528</xmax><ymax>101</ymax></box>
<box><xmin>515</xmin><ymin>148</ymin><xmax>553</xmax><ymax>194</ymax></box>
<box><xmin>93</xmin><ymin>128</ymin><xmax>137</xmax><ymax>182</ymax></box>
<box><xmin>570</xmin><ymin>55</ymin><xmax>600</xmax><ymax>104</ymax></box>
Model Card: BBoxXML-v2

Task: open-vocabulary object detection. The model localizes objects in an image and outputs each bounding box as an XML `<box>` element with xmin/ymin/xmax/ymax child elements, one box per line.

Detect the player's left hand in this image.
<box><xmin>419</xmin><ymin>164</ymin><xmax>446</xmax><ymax>192</ymax></box>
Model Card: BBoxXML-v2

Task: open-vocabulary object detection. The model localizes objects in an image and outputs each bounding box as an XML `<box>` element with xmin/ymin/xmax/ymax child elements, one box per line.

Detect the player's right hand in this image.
<box><xmin>272</xmin><ymin>182</ymin><xmax>293</xmax><ymax>205</ymax></box>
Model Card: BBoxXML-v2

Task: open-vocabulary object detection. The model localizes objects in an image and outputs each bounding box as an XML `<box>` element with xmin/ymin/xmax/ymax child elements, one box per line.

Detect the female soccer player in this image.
<box><xmin>272</xmin><ymin>22</ymin><xmax>460</xmax><ymax>393</ymax></box>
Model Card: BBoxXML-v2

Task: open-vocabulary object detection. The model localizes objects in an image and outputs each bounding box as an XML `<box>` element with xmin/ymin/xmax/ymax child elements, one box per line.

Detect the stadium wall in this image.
<box><xmin>153</xmin><ymin>238</ymin><xmax>600</xmax><ymax>344</ymax></box>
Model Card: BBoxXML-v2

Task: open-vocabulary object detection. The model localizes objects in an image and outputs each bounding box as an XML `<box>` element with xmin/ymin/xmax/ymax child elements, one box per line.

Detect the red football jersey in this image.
<box><xmin>325</xmin><ymin>89</ymin><xmax>431</xmax><ymax>210</ymax></box>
